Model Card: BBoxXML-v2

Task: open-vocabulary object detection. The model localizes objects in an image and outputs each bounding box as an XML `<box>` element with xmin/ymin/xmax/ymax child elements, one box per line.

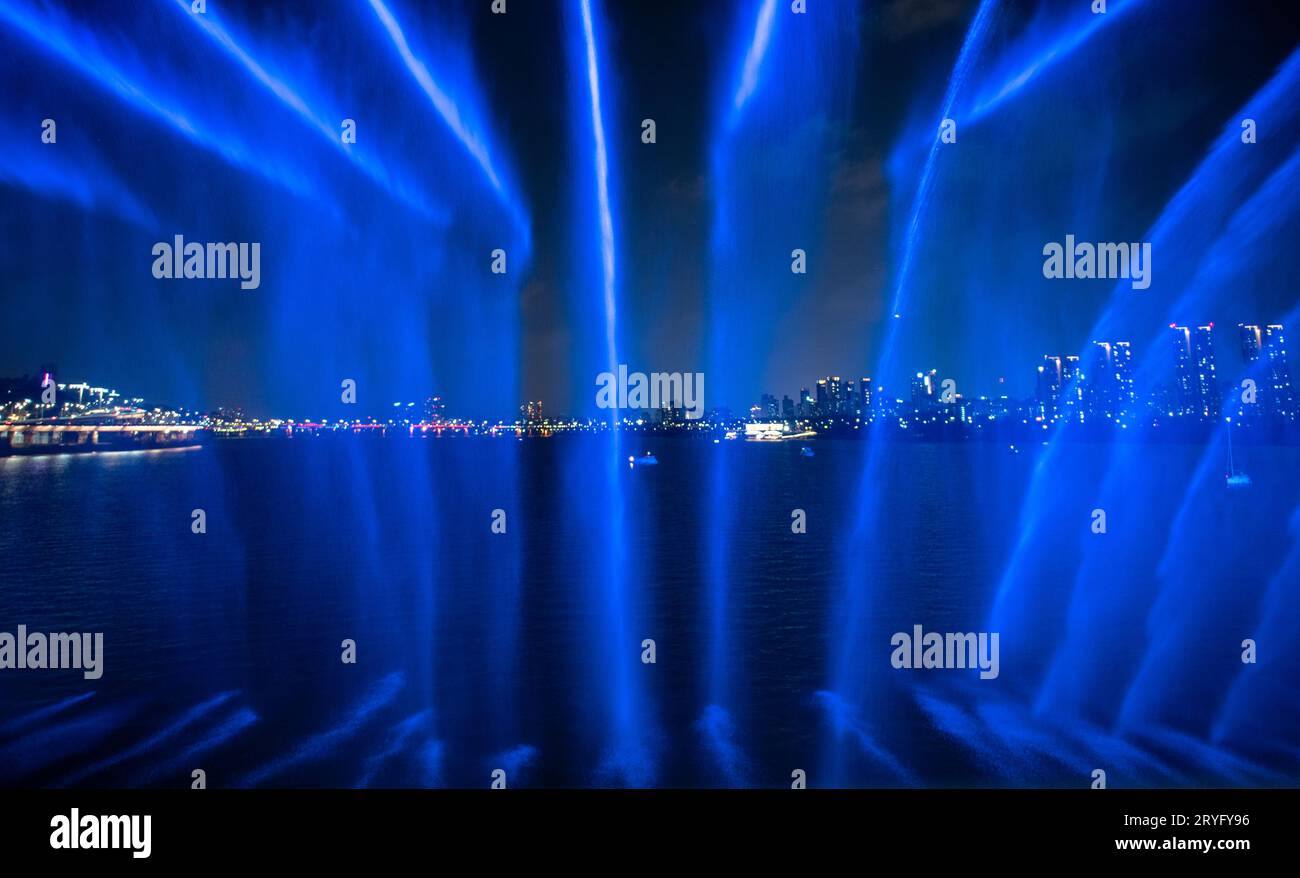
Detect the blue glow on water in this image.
<box><xmin>579</xmin><ymin>0</ymin><xmax>632</xmax><ymax>764</ymax></box>
<box><xmin>914</xmin><ymin>691</ymin><xmax>1027</xmax><ymax>783</ymax></box>
<box><xmin>701</xmin><ymin>5</ymin><xmax>759</xmax><ymax>758</ymax></box>
<box><xmin>357</xmin><ymin>709</ymin><xmax>436</xmax><ymax>788</ymax></box>
<box><xmin>825</xmin><ymin>1</ymin><xmax>995</xmax><ymax>786</ymax></box>
<box><xmin>563</xmin><ymin>0</ymin><xmax>650</xmax><ymax>786</ymax></box>
<box><xmin>239</xmin><ymin>672</ymin><xmax>405</xmax><ymax>787</ymax></box>
<box><xmin>415</xmin><ymin>740</ymin><xmax>446</xmax><ymax>787</ymax></box>
<box><xmin>0</xmin><ymin>703</ymin><xmax>138</xmax><ymax>779</ymax></box>
<box><xmin>704</xmin><ymin>451</ymin><xmax>735</xmax><ymax>715</ymax></box>
<box><xmin>706</xmin><ymin>1</ymin><xmax>859</xmax><ymax>785</ymax></box>
<box><xmin>1130</xmin><ymin>727</ymin><xmax>1274</xmax><ymax>786</ymax></box>
<box><xmin>972</xmin><ymin>700</ymin><xmax>1092</xmax><ymax>775</ymax></box>
<box><xmin>696</xmin><ymin>704</ymin><xmax>751</xmax><ymax>787</ymax></box>
<box><xmin>0</xmin><ymin>691</ymin><xmax>95</xmax><ymax>739</ymax></box>
<box><xmin>814</xmin><ymin>691</ymin><xmax>918</xmax><ymax>785</ymax></box>
<box><xmin>116</xmin><ymin>0</ymin><xmax>541</xmax><ymax>780</ymax></box>
<box><xmin>489</xmin><ymin>744</ymin><xmax>539</xmax><ymax>787</ymax></box>
<box><xmin>1213</xmin><ymin>506</ymin><xmax>1300</xmax><ymax>756</ymax></box>
<box><xmin>974</xmin><ymin>696</ymin><xmax>1191</xmax><ymax>784</ymax></box>
<box><xmin>138</xmin><ymin>707</ymin><xmax>261</xmax><ymax>787</ymax></box>
<box><xmin>983</xmin><ymin>46</ymin><xmax>1300</xmax><ymax>778</ymax></box>
<box><xmin>59</xmin><ymin>691</ymin><xmax>238</xmax><ymax>786</ymax></box>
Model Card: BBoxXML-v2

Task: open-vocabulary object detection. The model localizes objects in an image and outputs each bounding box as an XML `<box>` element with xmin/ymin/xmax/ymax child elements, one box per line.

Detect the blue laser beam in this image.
<box><xmin>165</xmin><ymin>0</ymin><xmax>444</xmax><ymax>220</ymax></box>
<box><xmin>0</xmin><ymin>0</ymin><xmax>319</xmax><ymax>201</ymax></box>
<box><xmin>364</xmin><ymin>0</ymin><xmax>528</xmax><ymax>240</ymax></box>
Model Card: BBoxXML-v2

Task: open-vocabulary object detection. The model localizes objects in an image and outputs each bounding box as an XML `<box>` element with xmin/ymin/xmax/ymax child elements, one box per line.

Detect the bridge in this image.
<box><xmin>0</xmin><ymin>421</ymin><xmax>204</xmax><ymax>453</ymax></box>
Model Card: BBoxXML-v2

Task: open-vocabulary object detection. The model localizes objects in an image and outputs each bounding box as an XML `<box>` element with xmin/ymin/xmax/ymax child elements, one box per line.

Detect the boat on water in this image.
<box><xmin>744</xmin><ymin>421</ymin><xmax>788</xmax><ymax>441</ymax></box>
<box><xmin>629</xmin><ymin>452</ymin><xmax>658</xmax><ymax>467</ymax></box>
<box><xmin>1224</xmin><ymin>417</ymin><xmax>1251</xmax><ymax>488</ymax></box>
<box><xmin>800</xmin><ymin>446</ymin><xmax>815</xmax><ymax>458</ymax></box>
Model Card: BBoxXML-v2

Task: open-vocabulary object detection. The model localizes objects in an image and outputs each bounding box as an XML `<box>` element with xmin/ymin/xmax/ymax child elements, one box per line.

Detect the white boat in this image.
<box><xmin>744</xmin><ymin>421</ymin><xmax>789</xmax><ymax>441</ymax></box>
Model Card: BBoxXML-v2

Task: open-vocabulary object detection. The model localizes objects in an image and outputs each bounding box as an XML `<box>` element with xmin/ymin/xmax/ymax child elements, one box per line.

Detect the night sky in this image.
<box><xmin>2</xmin><ymin>0</ymin><xmax>1298</xmax><ymax>418</ymax></box>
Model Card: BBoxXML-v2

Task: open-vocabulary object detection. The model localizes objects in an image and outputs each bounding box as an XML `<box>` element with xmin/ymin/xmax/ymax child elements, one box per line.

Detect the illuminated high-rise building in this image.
<box><xmin>1088</xmin><ymin>342</ymin><xmax>1113</xmax><ymax>418</ymax></box>
<box><xmin>799</xmin><ymin>387</ymin><xmax>813</xmax><ymax>418</ymax></box>
<box><xmin>815</xmin><ymin>379</ymin><xmax>829</xmax><ymax>417</ymax></box>
<box><xmin>1060</xmin><ymin>355</ymin><xmax>1079</xmax><ymax>386</ymax></box>
<box><xmin>911</xmin><ymin>370</ymin><xmax>937</xmax><ymax>409</ymax></box>
<box><xmin>1192</xmin><ymin>324</ymin><xmax>1219</xmax><ymax>418</ymax></box>
<box><xmin>859</xmin><ymin>377</ymin><xmax>872</xmax><ymax>419</ymax></box>
<box><xmin>1235</xmin><ymin>324</ymin><xmax>1264</xmax><ymax>419</ymax></box>
<box><xmin>1263</xmin><ymin>324</ymin><xmax>1294</xmax><ymax>418</ymax></box>
<box><xmin>1170</xmin><ymin>325</ymin><xmax>1195</xmax><ymax>415</ymax></box>
<box><xmin>828</xmin><ymin>376</ymin><xmax>844</xmax><ymax>416</ymax></box>
<box><xmin>1089</xmin><ymin>341</ymin><xmax>1135</xmax><ymax>421</ymax></box>
<box><xmin>1037</xmin><ymin>356</ymin><xmax>1062</xmax><ymax>417</ymax></box>
<box><xmin>1111</xmin><ymin>342</ymin><xmax>1134</xmax><ymax>419</ymax></box>
<box><xmin>1237</xmin><ymin>323</ymin><xmax>1293</xmax><ymax>418</ymax></box>
<box><xmin>1240</xmin><ymin>324</ymin><xmax>1263</xmax><ymax>362</ymax></box>
<box><xmin>1060</xmin><ymin>355</ymin><xmax>1082</xmax><ymax>420</ymax></box>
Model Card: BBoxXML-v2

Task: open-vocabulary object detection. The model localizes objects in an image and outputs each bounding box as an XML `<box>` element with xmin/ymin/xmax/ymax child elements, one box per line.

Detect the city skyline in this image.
<box><xmin>5</xmin><ymin>319</ymin><xmax>1294</xmax><ymax>431</ymax></box>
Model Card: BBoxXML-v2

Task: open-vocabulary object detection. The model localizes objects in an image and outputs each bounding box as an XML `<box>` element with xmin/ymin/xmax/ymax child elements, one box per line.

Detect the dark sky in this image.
<box><xmin>2</xmin><ymin>0</ymin><xmax>1298</xmax><ymax>417</ymax></box>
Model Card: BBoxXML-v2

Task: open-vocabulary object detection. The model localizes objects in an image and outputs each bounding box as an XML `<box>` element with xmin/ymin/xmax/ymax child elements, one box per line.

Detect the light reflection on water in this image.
<box><xmin>0</xmin><ymin>436</ymin><xmax>1295</xmax><ymax>788</ymax></box>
